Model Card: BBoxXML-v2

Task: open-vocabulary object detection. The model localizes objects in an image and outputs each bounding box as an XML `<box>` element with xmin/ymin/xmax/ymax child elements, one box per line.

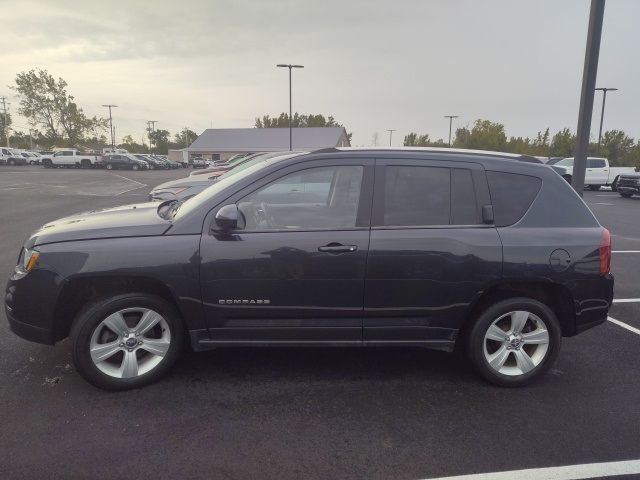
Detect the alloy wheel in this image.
<box><xmin>483</xmin><ymin>310</ymin><xmax>549</xmax><ymax>376</ymax></box>
<box><xmin>89</xmin><ymin>307</ymin><xmax>171</xmax><ymax>379</ymax></box>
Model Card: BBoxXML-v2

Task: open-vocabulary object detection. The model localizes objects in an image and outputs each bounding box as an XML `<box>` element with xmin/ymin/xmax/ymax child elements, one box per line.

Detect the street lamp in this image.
<box><xmin>595</xmin><ymin>87</ymin><xmax>618</xmax><ymax>153</ymax></box>
<box><xmin>101</xmin><ymin>104</ymin><xmax>118</xmax><ymax>150</ymax></box>
<box><xmin>444</xmin><ymin>115</ymin><xmax>459</xmax><ymax>147</ymax></box>
<box><xmin>276</xmin><ymin>64</ymin><xmax>304</xmax><ymax>150</ymax></box>
<box><xmin>386</xmin><ymin>129</ymin><xmax>396</xmax><ymax>146</ymax></box>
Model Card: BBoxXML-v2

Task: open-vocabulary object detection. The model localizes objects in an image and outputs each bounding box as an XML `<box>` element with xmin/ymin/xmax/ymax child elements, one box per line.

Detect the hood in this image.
<box><xmin>26</xmin><ymin>202</ymin><xmax>172</xmax><ymax>248</ymax></box>
<box><xmin>190</xmin><ymin>166</ymin><xmax>230</xmax><ymax>177</ymax></box>
<box><xmin>152</xmin><ymin>177</ymin><xmax>214</xmax><ymax>192</ymax></box>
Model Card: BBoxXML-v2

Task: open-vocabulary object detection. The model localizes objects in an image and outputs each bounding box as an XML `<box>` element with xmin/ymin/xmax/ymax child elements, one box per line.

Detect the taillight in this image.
<box><xmin>599</xmin><ymin>228</ymin><xmax>611</xmax><ymax>275</ymax></box>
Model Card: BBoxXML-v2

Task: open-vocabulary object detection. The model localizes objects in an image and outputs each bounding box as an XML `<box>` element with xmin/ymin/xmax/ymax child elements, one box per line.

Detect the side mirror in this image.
<box><xmin>213</xmin><ymin>204</ymin><xmax>243</xmax><ymax>232</ymax></box>
<box><xmin>482</xmin><ymin>204</ymin><xmax>494</xmax><ymax>224</ymax></box>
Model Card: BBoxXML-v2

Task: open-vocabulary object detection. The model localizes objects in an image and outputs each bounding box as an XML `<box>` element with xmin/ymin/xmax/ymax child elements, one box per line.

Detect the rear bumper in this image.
<box><xmin>571</xmin><ymin>273</ymin><xmax>614</xmax><ymax>335</ymax></box>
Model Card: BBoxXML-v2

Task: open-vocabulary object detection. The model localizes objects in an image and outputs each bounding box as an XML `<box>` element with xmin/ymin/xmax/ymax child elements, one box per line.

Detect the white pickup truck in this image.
<box><xmin>552</xmin><ymin>157</ymin><xmax>637</xmax><ymax>191</ymax></box>
<box><xmin>41</xmin><ymin>149</ymin><xmax>102</xmax><ymax>169</ymax></box>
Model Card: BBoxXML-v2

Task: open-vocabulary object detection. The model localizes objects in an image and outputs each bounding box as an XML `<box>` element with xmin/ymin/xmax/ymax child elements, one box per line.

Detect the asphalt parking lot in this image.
<box><xmin>0</xmin><ymin>166</ymin><xmax>639</xmax><ymax>479</ymax></box>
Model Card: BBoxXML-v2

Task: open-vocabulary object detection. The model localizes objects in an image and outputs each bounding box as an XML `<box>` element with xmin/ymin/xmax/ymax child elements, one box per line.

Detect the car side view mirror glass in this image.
<box><xmin>482</xmin><ymin>204</ymin><xmax>494</xmax><ymax>224</ymax></box>
<box><xmin>213</xmin><ymin>204</ymin><xmax>244</xmax><ymax>232</ymax></box>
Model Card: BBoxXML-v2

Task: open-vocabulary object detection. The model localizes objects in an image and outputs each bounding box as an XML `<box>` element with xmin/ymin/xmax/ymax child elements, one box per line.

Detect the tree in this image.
<box><xmin>549</xmin><ymin>128</ymin><xmax>576</xmax><ymax>158</ymax></box>
<box><xmin>13</xmin><ymin>69</ymin><xmax>107</xmax><ymax>146</ymax></box>
<box><xmin>174</xmin><ymin>128</ymin><xmax>198</xmax><ymax>148</ymax></box>
<box><xmin>0</xmin><ymin>111</ymin><xmax>11</xmax><ymax>146</ymax></box>
<box><xmin>601</xmin><ymin>130</ymin><xmax>635</xmax><ymax>166</ymax></box>
<box><xmin>149</xmin><ymin>129</ymin><xmax>171</xmax><ymax>154</ymax></box>
<box><xmin>371</xmin><ymin>131</ymin><xmax>380</xmax><ymax>146</ymax></box>
<box><xmin>403</xmin><ymin>133</ymin><xmax>448</xmax><ymax>147</ymax></box>
<box><xmin>454</xmin><ymin>119</ymin><xmax>507</xmax><ymax>151</ymax></box>
<box><xmin>119</xmin><ymin>135</ymin><xmax>149</xmax><ymax>153</ymax></box>
<box><xmin>255</xmin><ymin>112</ymin><xmax>352</xmax><ymax>144</ymax></box>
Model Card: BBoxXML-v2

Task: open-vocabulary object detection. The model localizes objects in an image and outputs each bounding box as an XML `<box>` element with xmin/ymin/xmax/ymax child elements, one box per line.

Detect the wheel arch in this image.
<box><xmin>459</xmin><ymin>280</ymin><xmax>576</xmax><ymax>344</ymax></box>
<box><xmin>53</xmin><ymin>275</ymin><xmax>185</xmax><ymax>342</ymax></box>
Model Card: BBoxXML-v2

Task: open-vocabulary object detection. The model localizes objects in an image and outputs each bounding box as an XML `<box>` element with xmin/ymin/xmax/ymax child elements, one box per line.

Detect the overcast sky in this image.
<box><xmin>2</xmin><ymin>0</ymin><xmax>639</xmax><ymax>146</ymax></box>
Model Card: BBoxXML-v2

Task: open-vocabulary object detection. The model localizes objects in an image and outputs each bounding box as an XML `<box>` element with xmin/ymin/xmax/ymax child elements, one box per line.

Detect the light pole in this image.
<box><xmin>444</xmin><ymin>115</ymin><xmax>459</xmax><ymax>147</ymax></box>
<box><xmin>147</xmin><ymin>120</ymin><xmax>158</xmax><ymax>153</ymax></box>
<box><xmin>276</xmin><ymin>64</ymin><xmax>304</xmax><ymax>150</ymax></box>
<box><xmin>572</xmin><ymin>0</ymin><xmax>606</xmax><ymax>196</ymax></box>
<box><xmin>386</xmin><ymin>129</ymin><xmax>396</xmax><ymax>146</ymax></box>
<box><xmin>595</xmin><ymin>87</ymin><xmax>618</xmax><ymax>153</ymax></box>
<box><xmin>102</xmin><ymin>104</ymin><xmax>118</xmax><ymax>150</ymax></box>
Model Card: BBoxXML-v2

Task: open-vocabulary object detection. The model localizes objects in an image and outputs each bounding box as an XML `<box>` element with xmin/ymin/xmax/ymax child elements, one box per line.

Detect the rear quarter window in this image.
<box><xmin>486</xmin><ymin>171</ymin><xmax>542</xmax><ymax>227</ymax></box>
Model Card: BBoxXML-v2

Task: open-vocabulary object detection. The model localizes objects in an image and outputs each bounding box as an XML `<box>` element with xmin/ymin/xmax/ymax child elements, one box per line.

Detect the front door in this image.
<box><xmin>364</xmin><ymin>158</ymin><xmax>502</xmax><ymax>348</ymax></box>
<box><xmin>199</xmin><ymin>158</ymin><xmax>374</xmax><ymax>344</ymax></box>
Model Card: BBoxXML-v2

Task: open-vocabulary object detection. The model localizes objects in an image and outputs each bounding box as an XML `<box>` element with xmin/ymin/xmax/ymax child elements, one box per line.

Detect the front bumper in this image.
<box><xmin>617</xmin><ymin>186</ymin><xmax>639</xmax><ymax>195</ymax></box>
<box><xmin>6</xmin><ymin>306</ymin><xmax>55</xmax><ymax>344</ymax></box>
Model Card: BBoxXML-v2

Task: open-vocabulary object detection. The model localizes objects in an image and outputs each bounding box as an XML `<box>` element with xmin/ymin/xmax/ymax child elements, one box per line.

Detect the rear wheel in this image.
<box><xmin>589</xmin><ymin>185</ymin><xmax>602</xmax><ymax>191</ymax></box>
<box><xmin>620</xmin><ymin>192</ymin><xmax>633</xmax><ymax>198</ymax></box>
<box><xmin>70</xmin><ymin>293</ymin><xmax>183</xmax><ymax>390</ymax></box>
<box><xmin>42</xmin><ymin>159</ymin><xmax>52</xmax><ymax>168</ymax></box>
<box><xmin>8</xmin><ymin>159</ymin><xmax>15</xmax><ymax>166</ymax></box>
<box><xmin>106</xmin><ymin>163</ymin><xmax>113</xmax><ymax>170</ymax></box>
<box><xmin>132</xmin><ymin>164</ymin><xmax>139</xmax><ymax>171</ymax></box>
<box><xmin>467</xmin><ymin>297</ymin><xmax>561</xmax><ymax>387</ymax></box>
<box><xmin>29</xmin><ymin>160</ymin><xmax>36</xmax><ymax>165</ymax></box>
<box><xmin>81</xmin><ymin>159</ymin><xmax>91</xmax><ymax>169</ymax></box>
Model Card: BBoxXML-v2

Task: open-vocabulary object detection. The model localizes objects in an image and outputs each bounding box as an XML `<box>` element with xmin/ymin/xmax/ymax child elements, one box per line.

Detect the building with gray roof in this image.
<box><xmin>187</xmin><ymin>127</ymin><xmax>350</xmax><ymax>161</ymax></box>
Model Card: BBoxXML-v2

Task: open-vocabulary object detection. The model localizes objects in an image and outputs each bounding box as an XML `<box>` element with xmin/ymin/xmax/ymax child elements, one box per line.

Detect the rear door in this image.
<box><xmin>364</xmin><ymin>157</ymin><xmax>502</xmax><ymax>348</ymax></box>
<box><xmin>586</xmin><ymin>158</ymin><xmax>609</xmax><ymax>185</ymax></box>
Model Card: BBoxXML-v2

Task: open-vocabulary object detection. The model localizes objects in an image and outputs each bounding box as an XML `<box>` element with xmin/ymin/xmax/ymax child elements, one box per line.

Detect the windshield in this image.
<box><xmin>174</xmin><ymin>152</ymin><xmax>303</xmax><ymax>219</ymax></box>
<box><xmin>556</xmin><ymin>158</ymin><xmax>574</xmax><ymax>167</ymax></box>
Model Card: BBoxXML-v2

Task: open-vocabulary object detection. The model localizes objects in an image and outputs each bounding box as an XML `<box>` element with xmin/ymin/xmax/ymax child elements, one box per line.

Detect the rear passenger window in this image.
<box><xmin>383</xmin><ymin>166</ymin><xmax>450</xmax><ymax>226</ymax></box>
<box><xmin>587</xmin><ymin>159</ymin><xmax>606</xmax><ymax>168</ymax></box>
<box><xmin>486</xmin><ymin>171</ymin><xmax>542</xmax><ymax>226</ymax></box>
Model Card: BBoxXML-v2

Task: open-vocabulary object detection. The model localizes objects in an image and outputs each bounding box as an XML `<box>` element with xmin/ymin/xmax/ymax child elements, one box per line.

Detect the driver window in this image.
<box><xmin>238</xmin><ymin>165</ymin><xmax>363</xmax><ymax>231</ymax></box>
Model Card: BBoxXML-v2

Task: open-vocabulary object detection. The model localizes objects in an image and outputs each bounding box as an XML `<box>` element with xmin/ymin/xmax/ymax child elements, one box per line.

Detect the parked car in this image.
<box><xmin>552</xmin><ymin>157</ymin><xmax>636</xmax><ymax>190</ymax></box>
<box><xmin>191</xmin><ymin>157</ymin><xmax>207</xmax><ymax>168</ymax></box>
<box><xmin>133</xmin><ymin>154</ymin><xmax>165</xmax><ymax>170</ymax></box>
<box><xmin>616</xmin><ymin>174</ymin><xmax>640</xmax><ymax>198</ymax></box>
<box><xmin>5</xmin><ymin>148</ymin><xmax>613</xmax><ymax>390</ymax></box>
<box><xmin>189</xmin><ymin>152</ymin><xmax>266</xmax><ymax>177</ymax></box>
<box><xmin>1</xmin><ymin>147</ymin><xmax>27</xmax><ymax>166</ymax></box>
<box><xmin>103</xmin><ymin>154</ymin><xmax>149</xmax><ymax>170</ymax></box>
<box><xmin>103</xmin><ymin>148</ymin><xmax>129</xmax><ymax>155</ymax></box>
<box><xmin>21</xmin><ymin>151</ymin><xmax>42</xmax><ymax>165</ymax></box>
<box><xmin>150</xmin><ymin>152</ymin><xmax>291</xmax><ymax>202</ymax></box>
<box><xmin>41</xmin><ymin>149</ymin><xmax>102</xmax><ymax>169</ymax></box>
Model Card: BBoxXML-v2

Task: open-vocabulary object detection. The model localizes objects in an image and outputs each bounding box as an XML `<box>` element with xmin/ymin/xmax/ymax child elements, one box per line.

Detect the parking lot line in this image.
<box><xmin>423</xmin><ymin>458</ymin><xmax>640</xmax><ymax>480</ymax></box>
<box><xmin>108</xmin><ymin>173</ymin><xmax>147</xmax><ymax>188</ymax></box>
<box><xmin>608</xmin><ymin>316</ymin><xmax>640</xmax><ymax>336</ymax></box>
<box><xmin>593</xmin><ymin>202</ymin><xmax>614</xmax><ymax>205</ymax></box>
<box><xmin>612</xmin><ymin>250</ymin><xmax>640</xmax><ymax>253</ymax></box>
<box><xmin>612</xmin><ymin>298</ymin><xmax>640</xmax><ymax>303</ymax></box>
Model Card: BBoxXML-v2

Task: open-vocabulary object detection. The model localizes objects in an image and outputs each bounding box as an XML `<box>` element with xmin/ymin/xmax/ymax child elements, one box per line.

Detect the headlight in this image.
<box><xmin>16</xmin><ymin>248</ymin><xmax>40</xmax><ymax>274</ymax></box>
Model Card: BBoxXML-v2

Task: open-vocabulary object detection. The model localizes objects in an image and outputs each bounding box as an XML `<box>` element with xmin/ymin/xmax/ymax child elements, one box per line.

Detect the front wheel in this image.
<box><xmin>132</xmin><ymin>164</ymin><xmax>139</xmax><ymax>171</ymax></box>
<box><xmin>611</xmin><ymin>177</ymin><xmax>619</xmax><ymax>192</ymax></box>
<box><xmin>106</xmin><ymin>163</ymin><xmax>113</xmax><ymax>170</ymax></box>
<box><xmin>620</xmin><ymin>192</ymin><xmax>633</xmax><ymax>198</ymax></box>
<box><xmin>8</xmin><ymin>159</ymin><xmax>15</xmax><ymax>166</ymax></box>
<box><xmin>70</xmin><ymin>294</ymin><xmax>183</xmax><ymax>390</ymax></box>
<box><xmin>466</xmin><ymin>298</ymin><xmax>561</xmax><ymax>387</ymax></box>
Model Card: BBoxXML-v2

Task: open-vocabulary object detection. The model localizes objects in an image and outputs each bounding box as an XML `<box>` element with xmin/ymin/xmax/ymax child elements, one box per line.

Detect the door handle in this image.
<box><xmin>318</xmin><ymin>243</ymin><xmax>357</xmax><ymax>254</ymax></box>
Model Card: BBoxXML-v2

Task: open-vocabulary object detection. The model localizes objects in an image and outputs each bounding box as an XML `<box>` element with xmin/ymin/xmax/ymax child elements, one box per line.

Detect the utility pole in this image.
<box><xmin>572</xmin><ymin>0</ymin><xmax>606</xmax><ymax>196</ymax></box>
<box><xmin>386</xmin><ymin>129</ymin><xmax>396</xmax><ymax>146</ymax></box>
<box><xmin>101</xmin><ymin>104</ymin><xmax>118</xmax><ymax>150</ymax></box>
<box><xmin>595</xmin><ymin>87</ymin><xmax>618</xmax><ymax>153</ymax></box>
<box><xmin>444</xmin><ymin>115</ymin><xmax>459</xmax><ymax>147</ymax></box>
<box><xmin>1</xmin><ymin>96</ymin><xmax>9</xmax><ymax>147</ymax></box>
<box><xmin>147</xmin><ymin>120</ymin><xmax>158</xmax><ymax>153</ymax></box>
<box><xmin>276</xmin><ymin>64</ymin><xmax>304</xmax><ymax>150</ymax></box>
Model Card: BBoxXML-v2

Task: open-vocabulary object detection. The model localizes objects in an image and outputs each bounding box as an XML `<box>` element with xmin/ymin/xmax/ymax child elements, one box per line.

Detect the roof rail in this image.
<box><xmin>311</xmin><ymin>147</ymin><xmax>340</xmax><ymax>154</ymax></box>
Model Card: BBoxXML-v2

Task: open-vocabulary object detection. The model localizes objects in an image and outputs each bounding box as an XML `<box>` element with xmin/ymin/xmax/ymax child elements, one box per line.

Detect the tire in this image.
<box><xmin>43</xmin><ymin>159</ymin><xmax>52</xmax><ymax>168</ymax></box>
<box><xmin>106</xmin><ymin>164</ymin><xmax>113</xmax><ymax>170</ymax></box>
<box><xmin>466</xmin><ymin>297</ymin><xmax>561</xmax><ymax>387</ymax></box>
<box><xmin>611</xmin><ymin>177</ymin><xmax>619</xmax><ymax>192</ymax></box>
<box><xmin>132</xmin><ymin>164</ymin><xmax>139</xmax><ymax>171</ymax></box>
<box><xmin>8</xmin><ymin>159</ymin><xmax>15</xmax><ymax>166</ymax></box>
<box><xmin>620</xmin><ymin>192</ymin><xmax>633</xmax><ymax>198</ymax></box>
<box><xmin>30</xmin><ymin>160</ymin><xmax>36</xmax><ymax>165</ymax></box>
<box><xmin>589</xmin><ymin>185</ymin><xmax>602</xmax><ymax>191</ymax></box>
<box><xmin>70</xmin><ymin>293</ymin><xmax>183</xmax><ymax>390</ymax></box>
<box><xmin>81</xmin><ymin>159</ymin><xmax>91</xmax><ymax>169</ymax></box>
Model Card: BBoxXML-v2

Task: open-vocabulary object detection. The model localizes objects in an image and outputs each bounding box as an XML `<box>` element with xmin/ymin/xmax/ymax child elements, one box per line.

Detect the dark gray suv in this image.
<box><xmin>5</xmin><ymin>148</ymin><xmax>613</xmax><ymax>390</ymax></box>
